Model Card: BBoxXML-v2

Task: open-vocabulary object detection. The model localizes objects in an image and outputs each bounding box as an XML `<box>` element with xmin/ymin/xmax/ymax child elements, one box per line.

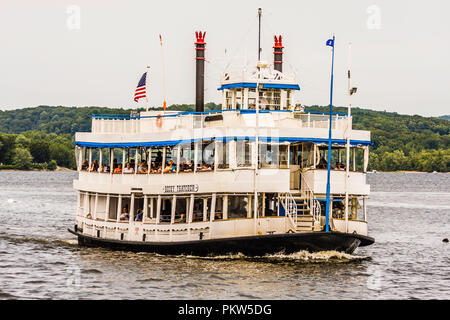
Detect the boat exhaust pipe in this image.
<box><xmin>195</xmin><ymin>31</ymin><xmax>206</xmax><ymax>112</ymax></box>
<box><xmin>273</xmin><ymin>35</ymin><xmax>283</xmax><ymax>73</ymax></box>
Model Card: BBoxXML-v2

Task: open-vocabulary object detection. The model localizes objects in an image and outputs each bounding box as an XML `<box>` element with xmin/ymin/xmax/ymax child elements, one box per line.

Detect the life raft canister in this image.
<box><xmin>156</xmin><ymin>115</ymin><xmax>163</xmax><ymax>128</ymax></box>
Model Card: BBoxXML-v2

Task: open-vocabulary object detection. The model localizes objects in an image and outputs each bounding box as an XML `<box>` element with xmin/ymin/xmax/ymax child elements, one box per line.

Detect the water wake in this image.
<box><xmin>184</xmin><ymin>250</ymin><xmax>369</xmax><ymax>262</ymax></box>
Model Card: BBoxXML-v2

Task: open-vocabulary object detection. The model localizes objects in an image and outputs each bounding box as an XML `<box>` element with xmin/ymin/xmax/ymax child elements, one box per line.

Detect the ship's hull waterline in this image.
<box><xmin>68</xmin><ymin>229</ymin><xmax>374</xmax><ymax>256</ymax></box>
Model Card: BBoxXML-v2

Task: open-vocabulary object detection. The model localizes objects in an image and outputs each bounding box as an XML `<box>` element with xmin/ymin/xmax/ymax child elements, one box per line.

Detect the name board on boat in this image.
<box><xmin>163</xmin><ymin>184</ymin><xmax>199</xmax><ymax>193</ymax></box>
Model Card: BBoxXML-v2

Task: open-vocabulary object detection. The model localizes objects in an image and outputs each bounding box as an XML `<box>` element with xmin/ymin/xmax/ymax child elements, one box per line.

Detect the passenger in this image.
<box><xmin>184</xmin><ymin>160</ymin><xmax>193</xmax><ymax>172</ymax></box>
<box><xmin>318</xmin><ymin>156</ymin><xmax>327</xmax><ymax>169</ymax></box>
<box><xmin>163</xmin><ymin>160</ymin><xmax>176</xmax><ymax>173</ymax></box>
<box><xmin>122</xmin><ymin>162</ymin><xmax>134</xmax><ymax>174</ymax></box>
<box><xmin>215</xmin><ymin>212</ymin><xmax>222</xmax><ymax>220</ymax></box>
<box><xmin>81</xmin><ymin>160</ymin><xmax>89</xmax><ymax>171</ymax></box>
<box><xmin>113</xmin><ymin>158</ymin><xmax>118</xmax><ymax>169</ymax></box>
<box><xmin>179</xmin><ymin>161</ymin><xmax>187</xmax><ymax>172</ymax></box>
<box><xmin>114</xmin><ymin>163</ymin><xmax>122</xmax><ymax>174</ymax></box>
<box><xmin>89</xmin><ymin>160</ymin><xmax>99</xmax><ymax>172</ymax></box>
<box><xmin>97</xmin><ymin>164</ymin><xmax>105</xmax><ymax>173</ymax></box>
<box><xmin>119</xmin><ymin>207</ymin><xmax>129</xmax><ymax>221</ymax></box>
<box><xmin>155</xmin><ymin>151</ymin><xmax>163</xmax><ymax>166</ymax></box>
<box><xmin>336</xmin><ymin>162</ymin><xmax>345</xmax><ymax>170</ymax></box>
<box><xmin>134</xmin><ymin>209</ymin><xmax>143</xmax><ymax>221</ymax></box>
<box><xmin>137</xmin><ymin>161</ymin><xmax>148</xmax><ymax>174</ymax></box>
<box><xmin>175</xmin><ymin>213</ymin><xmax>185</xmax><ymax>223</ymax></box>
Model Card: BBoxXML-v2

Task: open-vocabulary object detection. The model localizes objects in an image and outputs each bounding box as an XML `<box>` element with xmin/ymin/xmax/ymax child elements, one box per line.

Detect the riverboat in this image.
<box><xmin>68</xmin><ymin>9</ymin><xmax>374</xmax><ymax>255</ymax></box>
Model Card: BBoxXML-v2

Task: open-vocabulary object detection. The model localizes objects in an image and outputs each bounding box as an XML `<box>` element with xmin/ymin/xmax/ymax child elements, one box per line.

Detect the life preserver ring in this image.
<box><xmin>156</xmin><ymin>115</ymin><xmax>163</xmax><ymax>128</ymax></box>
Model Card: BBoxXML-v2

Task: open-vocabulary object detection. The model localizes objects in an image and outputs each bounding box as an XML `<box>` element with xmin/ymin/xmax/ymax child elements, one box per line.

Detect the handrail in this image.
<box><xmin>301</xmin><ymin>173</ymin><xmax>321</xmax><ymax>223</ymax></box>
<box><xmin>280</xmin><ymin>193</ymin><xmax>297</xmax><ymax>229</ymax></box>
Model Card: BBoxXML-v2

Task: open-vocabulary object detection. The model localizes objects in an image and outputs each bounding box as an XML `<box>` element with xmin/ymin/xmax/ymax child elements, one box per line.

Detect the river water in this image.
<box><xmin>0</xmin><ymin>171</ymin><xmax>449</xmax><ymax>300</ymax></box>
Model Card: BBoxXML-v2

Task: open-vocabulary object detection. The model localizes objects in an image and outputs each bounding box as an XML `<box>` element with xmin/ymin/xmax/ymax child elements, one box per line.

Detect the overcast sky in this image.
<box><xmin>1</xmin><ymin>0</ymin><xmax>449</xmax><ymax>117</ymax></box>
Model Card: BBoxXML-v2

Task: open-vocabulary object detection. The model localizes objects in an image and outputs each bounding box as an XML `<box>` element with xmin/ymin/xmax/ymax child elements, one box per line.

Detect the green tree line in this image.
<box><xmin>0</xmin><ymin>103</ymin><xmax>448</xmax><ymax>172</ymax></box>
<box><xmin>0</xmin><ymin>131</ymin><xmax>74</xmax><ymax>170</ymax></box>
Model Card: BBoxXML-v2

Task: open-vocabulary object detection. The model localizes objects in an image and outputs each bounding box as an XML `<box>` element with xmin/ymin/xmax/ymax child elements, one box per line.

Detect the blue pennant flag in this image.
<box><xmin>326</xmin><ymin>38</ymin><xmax>334</xmax><ymax>47</ymax></box>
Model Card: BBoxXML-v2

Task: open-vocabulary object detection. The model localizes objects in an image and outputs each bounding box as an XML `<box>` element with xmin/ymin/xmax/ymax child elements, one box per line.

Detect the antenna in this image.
<box><xmin>257</xmin><ymin>8</ymin><xmax>262</xmax><ymax>62</ymax></box>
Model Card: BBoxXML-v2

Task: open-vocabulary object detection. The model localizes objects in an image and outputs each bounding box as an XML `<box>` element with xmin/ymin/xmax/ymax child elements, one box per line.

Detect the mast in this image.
<box><xmin>159</xmin><ymin>35</ymin><xmax>167</xmax><ymax>113</ymax></box>
<box><xmin>254</xmin><ymin>8</ymin><xmax>262</xmax><ymax>232</ymax></box>
<box><xmin>145</xmin><ymin>66</ymin><xmax>150</xmax><ymax>112</ymax></box>
<box><xmin>257</xmin><ymin>8</ymin><xmax>262</xmax><ymax>62</ymax></box>
<box><xmin>325</xmin><ymin>35</ymin><xmax>335</xmax><ymax>232</ymax></box>
<box><xmin>345</xmin><ymin>43</ymin><xmax>351</xmax><ymax>233</ymax></box>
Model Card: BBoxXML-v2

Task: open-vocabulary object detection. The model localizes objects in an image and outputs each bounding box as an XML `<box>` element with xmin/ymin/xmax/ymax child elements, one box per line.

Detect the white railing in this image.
<box><xmin>281</xmin><ymin>192</ymin><xmax>298</xmax><ymax>229</ymax></box>
<box><xmin>88</xmin><ymin>111</ymin><xmax>350</xmax><ymax>134</ymax></box>
<box><xmin>301</xmin><ymin>173</ymin><xmax>321</xmax><ymax>223</ymax></box>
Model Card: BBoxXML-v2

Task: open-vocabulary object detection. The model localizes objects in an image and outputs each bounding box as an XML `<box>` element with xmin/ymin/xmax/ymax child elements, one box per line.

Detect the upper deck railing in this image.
<box><xmin>90</xmin><ymin>109</ymin><xmax>351</xmax><ymax>134</ymax></box>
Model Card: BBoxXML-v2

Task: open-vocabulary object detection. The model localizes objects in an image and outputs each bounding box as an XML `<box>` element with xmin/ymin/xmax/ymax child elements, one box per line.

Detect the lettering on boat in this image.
<box><xmin>163</xmin><ymin>184</ymin><xmax>199</xmax><ymax>193</ymax></box>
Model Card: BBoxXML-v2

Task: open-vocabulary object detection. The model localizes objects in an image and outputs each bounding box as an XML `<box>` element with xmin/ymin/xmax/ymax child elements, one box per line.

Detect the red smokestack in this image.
<box><xmin>195</xmin><ymin>31</ymin><xmax>206</xmax><ymax>112</ymax></box>
<box><xmin>273</xmin><ymin>35</ymin><xmax>283</xmax><ymax>73</ymax></box>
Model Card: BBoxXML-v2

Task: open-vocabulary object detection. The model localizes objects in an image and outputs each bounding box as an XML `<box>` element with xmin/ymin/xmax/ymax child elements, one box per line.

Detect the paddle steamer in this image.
<box><xmin>69</xmin><ymin>10</ymin><xmax>374</xmax><ymax>255</ymax></box>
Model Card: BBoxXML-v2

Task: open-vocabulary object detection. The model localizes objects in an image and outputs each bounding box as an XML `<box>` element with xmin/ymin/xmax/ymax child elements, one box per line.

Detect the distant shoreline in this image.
<box><xmin>0</xmin><ymin>166</ymin><xmax>75</xmax><ymax>172</ymax></box>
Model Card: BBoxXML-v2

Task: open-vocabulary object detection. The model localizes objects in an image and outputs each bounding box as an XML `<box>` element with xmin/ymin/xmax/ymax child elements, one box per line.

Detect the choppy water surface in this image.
<box><xmin>0</xmin><ymin>171</ymin><xmax>449</xmax><ymax>299</ymax></box>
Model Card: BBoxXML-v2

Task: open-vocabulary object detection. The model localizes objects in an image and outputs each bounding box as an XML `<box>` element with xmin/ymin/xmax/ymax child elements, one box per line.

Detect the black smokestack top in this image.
<box><xmin>273</xmin><ymin>35</ymin><xmax>283</xmax><ymax>73</ymax></box>
<box><xmin>195</xmin><ymin>31</ymin><xmax>206</xmax><ymax>112</ymax></box>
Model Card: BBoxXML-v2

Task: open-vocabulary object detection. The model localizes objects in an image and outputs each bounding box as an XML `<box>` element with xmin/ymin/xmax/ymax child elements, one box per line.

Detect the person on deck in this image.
<box><xmin>122</xmin><ymin>162</ymin><xmax>134</xmax><ymax>174</ymax></box>
<box><xmin>113</xmin><ymin>163</ymin><xmax>122</xmax><ymax>174</ymax></box>
<box><xmin>119</xmin><ymin>206</ymin><xmax>129</xmax><ymax>221</ymax></box>
<box><xmin>134</xmin><ymin>209</ymin><xmax>143</xmax><ymax>221</ymax></box>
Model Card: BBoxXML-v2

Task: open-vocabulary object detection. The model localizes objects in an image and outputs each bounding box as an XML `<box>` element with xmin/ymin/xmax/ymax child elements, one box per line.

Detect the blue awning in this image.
<box><xmin>218</xmin><ymin>82</ymin><xmax>300</xmax><ymax>91</ymax></box>
<box><xmin>76</xmin><ymin>136</ymin><xmax>370</xmax><ymax>148</ymax></box>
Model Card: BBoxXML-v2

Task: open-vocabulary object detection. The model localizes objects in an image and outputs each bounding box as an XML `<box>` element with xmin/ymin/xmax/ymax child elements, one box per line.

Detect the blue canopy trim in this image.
<box><xmin>218</xmin><ymin>82</ymin><xmax>300</xmax><ymax>91</ymax></box>
<box><xmin>76</xmin><ymin>136</ymin><xmax>371</xmax><ymax>148</ymax></box>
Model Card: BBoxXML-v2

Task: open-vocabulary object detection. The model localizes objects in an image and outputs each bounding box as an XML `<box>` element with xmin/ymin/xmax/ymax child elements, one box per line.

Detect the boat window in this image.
<box><xmin>146</xmin><ymin>197</ymin><xmax>157</xmax><ymax>220</ymax></box>
<box><xmin>112</xmin><ymin>148</ymin><xmax>123</xmax><ymax>173</ymax></box>
<box><xmin>136</xmin><ymin>147</ymin><xmax>149</xmax><ymax>174</ymax></box>
<box><xmin>163</xmin><ymin>146</ymin><xmax>177</xmax><ymax>174</ymax></box>
<box><xmin>213</xmin><ymin>196</ymin><xmax>224</xmax><ymax>220</ymax></box>
<box><xmin>150</xmin><ymin>148</ymin><xmax>164</xmax><ymax>173</ymax></box>
<box><xmin>289</xmin><ymin>144</ymin><xmax>301</xmax><ymax>165</ymax></box>
<box><xmin>192</xmin><ymin>197</ymin><xmax>205</xmax><ymax>222</ymax></box>
<box><xmin>160</xmin><ymin>198</ymin><xmax>172</xmax><ymax>223</ymax></box>
<box><xmin>349</xmin><ymin>197</ymin><xmax>363</xmax><ymax>221</ymax></box>
<box><xmin>286</xmin><ymin>90</ymin><xmax>292</xmax><ymax>109</ymax></box>
<box><xmin>95</xmin><ymin>194</ymin><xmax>107</xmax><ymax>220</ymax></box>
<box><xmin>236</xmin><ymin>140</ymin><xmax>252</xmax><ymax>167</ymax></box>
<box><xmin>96</xmin><ymin>148</ymin><xmax>110</xmax><ymax>173</ymax></box>
<box><xmin>196</xmin><ymin>141</ymin><xmax>214</xmax><ymax>172</ymax></box>
<box><xmin>332</xmin><ymin>197</ymin><xmax>345</xmax><ymax>219</ymax></box>
<box><xmin>301</xmin><ymin>143</ymin><xmax>315</xmax><ymax>168</ymax></box>
<box><xmin>279</xmin><ymin>144</ymin><xmax>288</xmax><ymax>168</ymax></box>
<box><xmin>248</xmin><ymin>88</ymin><xmax>256</xmax><ymax>109</ymax></box>
<box><xmin>317</xmin><ymin>146</ymin><xmax>364</xmax><ymax>172</ymax></box>
<box><xmin>109</xmin><ymin>195</ymin><xmax>118</xmax><ymax>220</ymax></box>
<box><xmin>174</xmin><ymin>197</ymin><xmax>188</xmax><ymax>223</ymax></box>
<box><xmin>259</xmin><ymin>89</ymin><xmax>281</xmax><ymax>110</ymax></box>
<box><xmin>235</xmin><ymin>89</ymin><xmax>242</xmax><ymax>109</ymax></box>
<box><xmin>133</xmin><ymin>196</ymin><xmax>144</xmax><ymax>221</ymax></box>
<box><xmin>225</xmin><ymin>90</ymin><xmax>233</xmax><ymax>109</ymax></box>
<box><xmin>228</xmin><ymin>196</ymin><xmax>248</xmax><ymax>219</ymax></box>
<box><xmin>216</xmin><ymin>141</ymin><xmax>229</xmax><ymax>169</ymax></box>
<box><xmin>179</xmin><ymin>143</ymin><xmax>194</xmax><ymax>172</ymax></box>
<box><xmin>264</xmin><ymin>193</ymin><xmax>278</xmax><ymax>217</ymax></box>
<box><xmin>85</xmin><ymin>148</ymin><xmax>100</xmax><ymax>172</ymax></box>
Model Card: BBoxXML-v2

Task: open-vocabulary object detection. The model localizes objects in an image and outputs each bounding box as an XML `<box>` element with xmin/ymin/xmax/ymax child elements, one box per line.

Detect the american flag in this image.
<box><xmin>134</xmin><ymin>72</ymin><xmax>147</xmax><ymax>102</ymax></box>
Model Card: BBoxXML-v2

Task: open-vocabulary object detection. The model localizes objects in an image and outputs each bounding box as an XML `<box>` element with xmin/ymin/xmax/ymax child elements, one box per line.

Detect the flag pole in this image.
<box><xmin>345</xmin><ymin>42</ymin><xmax>352</xmax><ymax>233</ymax></box>
<box><xmin>145</xmin><ymin>66</ymin><xmax>150</xmax><ymax>112</ymax></box>
<box><xmin>159</xmin><ymin>34</ymin><xmax>167</xmax><ymax>113</ymax></box>
<box><xmin>325</xmin><ymin>34</ymin><xmax>335</xmax><ymax>232</ymax></box>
